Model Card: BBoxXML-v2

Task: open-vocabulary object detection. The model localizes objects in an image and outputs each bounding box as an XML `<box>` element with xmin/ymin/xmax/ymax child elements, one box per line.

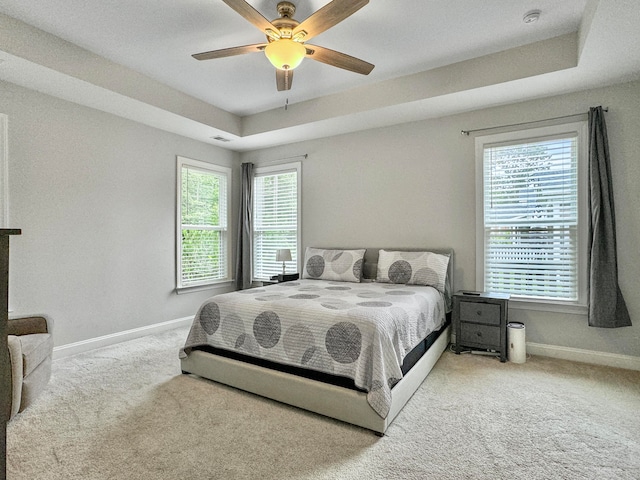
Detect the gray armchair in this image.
<box><xmin>7</xmin><ymin>314</ymin><xmax>53</xmax><ymax>420</ymax></box>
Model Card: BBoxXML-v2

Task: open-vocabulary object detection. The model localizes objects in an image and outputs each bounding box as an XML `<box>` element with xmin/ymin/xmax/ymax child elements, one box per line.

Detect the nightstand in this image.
<box><xmin>261</xmin><ymin>273</ymin><xmax>299</xmax><ymax>286</ymax></box>
<box><xmin>453</xmin><ymin>291</ymin><xmax>510</xmax><ymax>362</ymax></box>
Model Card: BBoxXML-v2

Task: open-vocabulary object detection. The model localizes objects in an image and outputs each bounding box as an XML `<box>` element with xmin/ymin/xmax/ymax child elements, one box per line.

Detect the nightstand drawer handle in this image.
<box><xmin>476</xmin><ymin>331</ymin><xmax>482</xmax><ymax>337</ymax></box>
<box><xmin>476</xmin><ymin>310</ymin><xmax>482</xmax><ymax>316</ymax></box>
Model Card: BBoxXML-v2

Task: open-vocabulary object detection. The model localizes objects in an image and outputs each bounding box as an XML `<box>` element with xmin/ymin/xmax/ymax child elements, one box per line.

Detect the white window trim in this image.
<box><xmin>0</xmin><ymin>114</ymin><xmax>8</xmax><ymax>228</ymax></box>
<box><xmin>253</xmin><ymin>161</ymin><xmax>302</xmax><ymax>280</ymax></box>
<box><xmin>475</xmin><ymin>122</ymin><xmax>588</xmax><ymax>314</ymax></box>
<box><xmin>176</xmin><ymin>155</ymin><xmax>232</xmax><ymax>292</ymax></box>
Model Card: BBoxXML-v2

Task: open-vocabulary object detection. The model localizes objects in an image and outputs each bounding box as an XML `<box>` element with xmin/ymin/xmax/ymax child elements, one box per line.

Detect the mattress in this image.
<box><xmin>190</xmin><ymin>320</ymin><xmax>448</xmax><ymax>390</ymax></box>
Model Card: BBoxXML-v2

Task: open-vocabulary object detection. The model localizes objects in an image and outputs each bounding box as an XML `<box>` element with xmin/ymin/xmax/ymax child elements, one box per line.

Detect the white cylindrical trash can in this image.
<box><xmin>507</xmin><ymin>322</ymin><xmax>526</xmax><ymax>363</ymax></box>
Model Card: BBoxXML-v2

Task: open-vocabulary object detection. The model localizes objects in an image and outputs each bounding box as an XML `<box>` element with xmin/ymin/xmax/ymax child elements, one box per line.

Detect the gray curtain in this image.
<box><xmin>587</xmin><ymin>106</ymin><xmax>631</xmax><ymax>327</ymax></box>
<box><xmin>235</xmin><ymin>162</ymin><xmax>254</xmax><ymax>290</ymax></box>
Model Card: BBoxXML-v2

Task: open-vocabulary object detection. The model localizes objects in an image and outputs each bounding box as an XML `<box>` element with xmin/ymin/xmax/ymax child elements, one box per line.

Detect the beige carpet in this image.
<box><xmin>7</xmin><ymin>326</ymin><xmax>640</xmax><ymax>480</ymax></box>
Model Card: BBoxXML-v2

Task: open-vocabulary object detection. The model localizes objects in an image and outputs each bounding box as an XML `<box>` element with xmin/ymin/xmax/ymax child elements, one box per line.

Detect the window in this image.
<box><xmin>176</xmin><ymin>156</ymin><xmax>231</xmax><ymax>289</ymax></box>
<box><xmin>475</xmin><ymin>123</ymin><xmax>587</xmax><ymax>311</ymax></box>
<box><xmin>253</xmin><ymin>162</ymin><xmax>301</xmax><ymax>280</ymax></box>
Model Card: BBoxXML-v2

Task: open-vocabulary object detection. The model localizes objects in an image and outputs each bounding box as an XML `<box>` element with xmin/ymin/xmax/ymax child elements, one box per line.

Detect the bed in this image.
<box><xmin>180</xmin><ymin>247</ymin><xmax>453</xmax><ymax>434</ymax></box>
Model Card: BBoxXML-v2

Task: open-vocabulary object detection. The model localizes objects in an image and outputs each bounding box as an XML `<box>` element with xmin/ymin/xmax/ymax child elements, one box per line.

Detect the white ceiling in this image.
<box><xmin>1</xmin><ymin>0</ymin><xmax>639</xmax><ymax>151</ymax></box>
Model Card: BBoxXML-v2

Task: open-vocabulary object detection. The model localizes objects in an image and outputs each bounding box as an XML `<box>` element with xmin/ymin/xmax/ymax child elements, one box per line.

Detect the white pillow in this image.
<box><xmin>302</xmin><ymin>248</ymin><xmax>365</xmax><ymax>283</ymax></box>
<box><xmin>376</xmin><ymin>250</ymin><xmax>450</xmax><ymax>293</ymax></box>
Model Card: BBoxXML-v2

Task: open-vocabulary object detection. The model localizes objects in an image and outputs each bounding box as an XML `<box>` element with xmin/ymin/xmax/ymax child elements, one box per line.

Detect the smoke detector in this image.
<box><xmin>523</xmin><ymin>10</ymin><xmax>541</xmax><ymax>24</ymax></box>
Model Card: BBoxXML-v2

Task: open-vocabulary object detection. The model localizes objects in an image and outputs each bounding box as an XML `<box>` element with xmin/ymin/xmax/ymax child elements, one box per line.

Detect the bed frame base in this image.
<box><xmin>180</xmin><ymin>325</ymin><xmax>450</xmax><ymax>434</ymax></box>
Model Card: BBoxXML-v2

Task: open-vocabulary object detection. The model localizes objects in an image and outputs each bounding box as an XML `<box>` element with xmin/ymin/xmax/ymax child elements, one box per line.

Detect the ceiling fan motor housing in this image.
<box><xmin>270</xmin><ymin>2</ymin><xmax>300</xmax><ymax>41</ymax></box>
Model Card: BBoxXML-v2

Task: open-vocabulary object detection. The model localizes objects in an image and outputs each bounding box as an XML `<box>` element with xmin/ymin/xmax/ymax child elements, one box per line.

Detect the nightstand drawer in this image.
<box><xmin>460</xmin><ymin>323</ymin><xmax>501</xmax><ymax>347</ymax></box>
<box><xmin>459</xmin><ymin>302</ymin><xmax>501</xmax><ymax>325</ymax></box>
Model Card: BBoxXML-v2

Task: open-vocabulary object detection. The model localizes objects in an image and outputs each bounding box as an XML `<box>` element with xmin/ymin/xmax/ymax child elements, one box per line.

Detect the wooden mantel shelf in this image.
<box><xmin>0</xmin><ymin>229</ymin><xmax>21</xmax><ymax>235</ymax></box>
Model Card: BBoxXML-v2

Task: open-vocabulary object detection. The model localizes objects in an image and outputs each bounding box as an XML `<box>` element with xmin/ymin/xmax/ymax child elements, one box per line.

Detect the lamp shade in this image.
<box><xmin>264</xmin><ymin>40</ymin><xmax>306</xmax><ymax>70</ymax></box>
<box><xmin>276</xmin><ymin>249</ymin><xmax>292</xmax><ymax>262</ymax></box>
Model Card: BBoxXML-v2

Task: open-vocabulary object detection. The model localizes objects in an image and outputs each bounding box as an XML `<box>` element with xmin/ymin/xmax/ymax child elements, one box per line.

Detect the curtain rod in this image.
<box><xmin>248</xmin><ymin>153</ymin><xmax>307</xmax><ymax>167</ymax></box>
<box><xmin>244</xmin><ymin>154</ymin><xmax>307</xmax><ymax>164</ymax></box>
<box><xmin>461</xmin><ymin>107</ymin><xmax>608</xmax><ymax>136</ymax></box>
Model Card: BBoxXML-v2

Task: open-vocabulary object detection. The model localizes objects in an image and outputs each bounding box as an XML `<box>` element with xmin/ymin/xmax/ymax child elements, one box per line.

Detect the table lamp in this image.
<box><xmin>276</xmin><ymin>249</ymin><xmax>292</xmax><ymax>275</ymax></box>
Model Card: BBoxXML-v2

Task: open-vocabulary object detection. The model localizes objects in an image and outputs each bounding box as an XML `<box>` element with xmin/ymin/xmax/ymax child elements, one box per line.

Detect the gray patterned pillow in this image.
<box><xmin>376</xmin><ymin>250</ymin><xmax>450</xmax><ymax>293</ymax></box>
<box><xmin>302</xmin><ymin>248</ymin><xmax>365</xmax><ymax>283</ymax></box>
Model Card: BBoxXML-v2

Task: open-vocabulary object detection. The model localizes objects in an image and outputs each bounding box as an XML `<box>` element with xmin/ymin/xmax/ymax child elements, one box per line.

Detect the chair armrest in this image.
<box><xmin>7</xmin><ymin>335</ymin><xmax>24</xmax><ymax>420</ymax></box>
<box><xmin>7</xmin><ymin>315</ymin><xmax>51</xmax><ymax>336</ymax></box>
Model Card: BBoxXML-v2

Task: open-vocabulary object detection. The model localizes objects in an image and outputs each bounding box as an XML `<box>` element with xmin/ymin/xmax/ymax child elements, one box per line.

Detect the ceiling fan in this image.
<box><xmin>192</xmin><ymin>0</ymin><xmax>375</xmax><ymax>91</ymax></box>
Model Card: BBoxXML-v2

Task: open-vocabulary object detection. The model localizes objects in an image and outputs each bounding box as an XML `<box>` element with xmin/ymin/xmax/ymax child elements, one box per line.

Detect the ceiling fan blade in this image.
<box><xmin>305</xmin><ymin>45</ymin><xmax>374</xmax><ymax>75</ymax></box>
<box><xmin>293</xmin><ymin>0</ymin><xmax>369</xmax><ymax>42</ymax></box>
<box><xmin>222</xmin><ymin>0</ymin><xmax>278</xmax><ymax>34</ymax></box>
<box><xmin>276</xmin><ymin>69</ymin><xmax>294</xmax><ymax>91</ymax></box>
<box><xmin>192</xmin><ymin>43</ymin><xmax>266</xmax><ymax>61</ymax></box>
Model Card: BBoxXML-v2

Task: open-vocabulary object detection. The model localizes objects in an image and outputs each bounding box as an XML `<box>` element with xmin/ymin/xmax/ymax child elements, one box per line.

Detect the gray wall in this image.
<box><xmin>3</xmin><ymin>75</ymin><xmax>639</xmax><ymax>358</ymax></box>
<box><xmin>2</xmin><ymin>80</ymin><xmax>239</xmax><ymax>347</ymax></box>
<box><xmin>241</xmin><ymin>80</ymin><xmax>640</xmax><ymax>358</ymax></box>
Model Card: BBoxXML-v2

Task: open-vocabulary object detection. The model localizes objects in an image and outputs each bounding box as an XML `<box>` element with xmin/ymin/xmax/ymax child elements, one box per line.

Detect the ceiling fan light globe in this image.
<box><xmin>265</xmin><ymin>39</ymin><xmax>306</xmax><ymax>70</ymax></box>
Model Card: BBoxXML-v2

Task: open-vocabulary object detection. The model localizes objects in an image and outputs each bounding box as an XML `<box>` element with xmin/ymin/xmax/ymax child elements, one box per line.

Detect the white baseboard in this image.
<box><xmin>526</xmin><ymin>342</ymin><xmax>640</xmax><ymax>371</ymax></box>
<box><xmin>52</xmin><ymin>316</ymin><xmax>194</xmax><ymax>360</ymax></box>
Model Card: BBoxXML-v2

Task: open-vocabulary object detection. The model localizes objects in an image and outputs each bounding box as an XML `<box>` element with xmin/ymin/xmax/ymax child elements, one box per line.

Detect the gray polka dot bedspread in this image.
<box><xmin>180</xmin><ymin>279</ymin><xmax>446</xmax><ymax>418</ymax></box>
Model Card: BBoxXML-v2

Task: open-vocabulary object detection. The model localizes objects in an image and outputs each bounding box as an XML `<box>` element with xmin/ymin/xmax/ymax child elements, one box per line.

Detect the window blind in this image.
<box><xmin>179</xmin><ymin>163</ymin><xmax>228</xmax><ymax>287</ymax></box>
<box><xmin>253</xmin><ymin>169</ymin><xmax>298</xmax><ymax>280</ymax></box>
<box><xmin>483</xmin><ymin>134</ymin><xmax>579</xmax><ymax>300</ymax></box>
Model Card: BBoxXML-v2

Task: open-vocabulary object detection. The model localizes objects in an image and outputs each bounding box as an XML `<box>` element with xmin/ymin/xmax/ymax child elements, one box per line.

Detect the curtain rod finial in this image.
<box><xmin>461</xmin><ymin>130</ymin><xmax>470</xmax><ymax>136</ymax></box>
